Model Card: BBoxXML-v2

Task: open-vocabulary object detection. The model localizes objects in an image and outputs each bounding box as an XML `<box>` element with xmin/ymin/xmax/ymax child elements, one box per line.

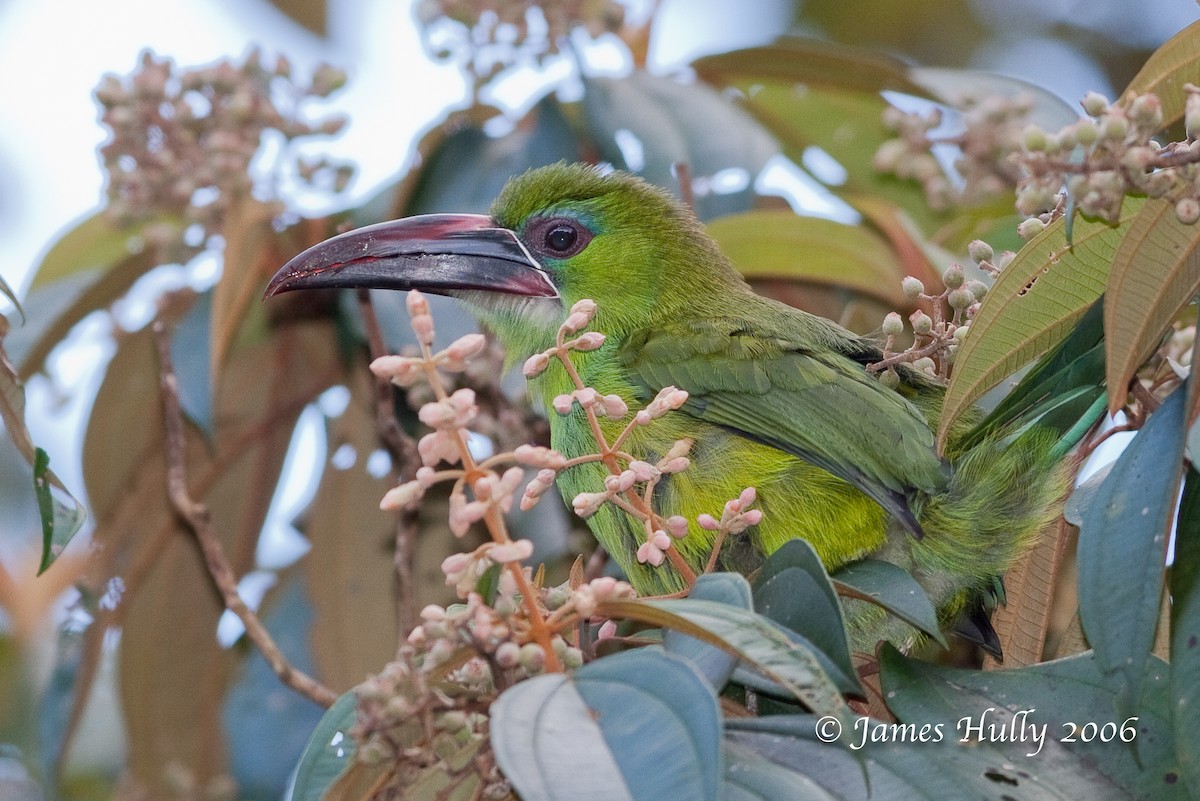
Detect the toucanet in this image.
<box><xmin>266</xmin><ymin>162</ymin><xmax>1069</xmax><ymax>654</ymax></box>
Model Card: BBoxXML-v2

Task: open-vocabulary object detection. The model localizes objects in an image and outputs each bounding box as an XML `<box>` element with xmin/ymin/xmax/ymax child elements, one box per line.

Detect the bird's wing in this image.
<box><xmin>620</xmin><ymin>316</ymin><xmax>949</xmax><ymax>535</ymax></box>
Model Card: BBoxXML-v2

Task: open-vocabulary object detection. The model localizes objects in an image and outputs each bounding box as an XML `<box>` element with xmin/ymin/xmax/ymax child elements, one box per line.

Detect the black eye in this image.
<box><xmin>526</xmin><ymin>216</ymin><xmax>593</xmax><ymax>259</ymax></box>
<box><xmin>546</xmin><ymin>225</ymin><xmax>577</xmax><ymax>252</ymax></box>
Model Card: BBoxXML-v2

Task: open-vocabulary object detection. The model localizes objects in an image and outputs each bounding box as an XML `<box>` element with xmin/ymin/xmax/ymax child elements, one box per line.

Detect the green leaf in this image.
<box><xmin>830</xmin><ymin>559</ymin><xmax>946</xmax><ymax>648</ymax></box>
<box><xmin>403</xmin><ymin>97</ymin><xmax>582</xmax><ymax>217</ymax></box>
<box><xmin>11</xmin><ymin>251</ymin><xmax>157</xmax><ymax>380</ymax></box>
<box><xmin>693</xmin><ymin>37</ymin><xmax>928</xmax><ymax>96</ymax></box>
<box><xmin>881</xmin><ymin>646</ymin><xmax>1189</xmax><ymax>799</ymax></box>
<box><xmin>663</xmin><ymin>573</ymin><xmax>749</xmax><ymax>690</ymax></box>
<box><xmin>1124</xmin><ymin>20</ymin><xmax>1200</xmax><ymax>127</ymax></box>
<box><xmin>1104</xmin><ymin>198</ymin><xmax>1200</xmax><ymax>411</ymax></box>
<box><xmin>575</xmin><ymin>650</ymin><xmax>722</xmax><ymax>801</ymax></box>
<box><xmin>728</xmin><ymin>711</ymin><xmax>1111</xmax><ymax>801</ymax></box>
<box><xmin>721</xmin><ymin>741</ymin><xmax>839</xmax><ymax>801</ymax></box>
<box><xmin>1170</xmin><ymin>468</ymin><xmax>1200</xmax><ymax>794</ymax></box>
<box><xmin>0</xmin><ymin>338</ymin><xmax>86</xmax><ymax>573</ymax></box>
<box><xmin>706</xmin><ymin>211</ymin><xmax>906</xmax><ymax>305</ymax></box>
<box><xmin>581</xmin><ymin>72</ymin><xmax>780</xmax><ymax>221</ymax></box>
<box><xmin>961</xmin><ymin>298</ymin><xmax>1106</xmax><ymax>452</ymax></box>
<box><xmin>1079</xmin><ymin>388</ymin><xmax>1185</xmax><ymax>715</ymax></box>
<box><xmin>30</xmin><ymin>210</ymin><xmax>147</xmax><ymax>290</ymax></box>
<box><xmin>598</xmin><ymin>597</ymin><xmax>850</xmax><ymax>715</ymax></box>
<box><xmin>492</xmin><ymin>649</ymin><xmax>721</xmax><ymax>801</ymax></box>
<box><xmin>491</xmin><ymin>673</ymin><xmax>633</xmax><ymax>801</ymax></box>
<box><xmin>753</xmin><ymin>540</ymin><xmax>856</xmax><ymax>691</ymax></box>
<box><xmin>939</xmin><ymin>198</ymin><xmax>1145</xmax><ymax>449</ymax></box>
<box><xmin>288</xmin><ymin>691</ymin><xmax>357</xmax><ymax>801</ymax></box>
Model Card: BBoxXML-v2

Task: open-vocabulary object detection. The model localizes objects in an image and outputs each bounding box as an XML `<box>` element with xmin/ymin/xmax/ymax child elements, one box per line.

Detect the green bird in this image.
<box><xmin>266</xmin><ymin>162</ymin><xmax>1069</xmax><ymax>653</ymax></box>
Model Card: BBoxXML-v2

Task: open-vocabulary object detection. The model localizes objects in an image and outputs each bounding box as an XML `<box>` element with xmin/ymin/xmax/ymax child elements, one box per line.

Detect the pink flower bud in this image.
<box><xmin>573</xmin><ymin>332</ymin><xmax>606</xmax><ymax>351</ymax></box>
<box><xmin>741</xmin><ymin>509</ymin><xmax>763</xmax><ymax>526</ymax></box>
<box><xmin>523</xmin><ymin>352</ymin><xmax>550</xmax><ymax>377</ymax></box>
<box><xmin>650</xmin><ymin>530</ymin><xmax>671</xmax><ymax>549</ymax></box>
<box><xmin>411</xmin><ymin>314</ymin><xmax>435</xmax><ymax>346</ymax></box>
<box><xmin>552</xmin><ymin>394</ymin><xmax>575</xmax><ymax>415</ymax></box>
<box><xmin>380</xmin><ymin>480</ymin><xmax>423</xmax><ymax>510</ymax></box>
<box><xmin>658</xmin><ymin>456</ymin><xmax>690</xmax><ymax>474</ymax></box>
<box><xmin>486</xmin><ymin>539</ymin><xmax>534</xmax><ymax>563</ymax></box>
<box><xmin>601</xmin><ymin>394</ymin><xmax>628</xmax><ymax>418</ymax></box>
<box><xmin>416</xmin><ymin>466</ymin><xmax>439</xmax><ymax>487</ymax></box>
<box><xmin>697</xmin><ymin>513</ymin><xmax>720</xmax><ymax>531</ymax></box>
<box><xmin>575</xmin><ymin>387</ymin><xmax>600</xmax><ymax>408</ymax></box>
<box><xmin>572</xmin><ymin>491</ymin><xmax>607</xmax><ymax>518</ymax></box>
<box><xmin>628</xmin><ymin>460</ymin><xmax>659</xmax><ymax>481</ymax></box>
<box><xmin>636</xmin><ymin>541</ymin><xmax>665</xmax><ymax>566</ymax></box>
<box><xmin>570</xmin><ymin>299</ymin><xmax>597</xmax><ymax>318</ymax></box>
<box><xmin>445</xmin><ymin>333</ymin><xmax>486</xmax><ymax>363</ymax></box>
<box><xmin>738</xmin><ymin>487</ymin><xmax>757</xmax><ymax>508</ymax></box>
<box><xmin>561</xmin><ymin>311</ymin><xmax>590</xmax><ymax>334</ymax></box>
<box><xmin>665</xmin><ymin>515</ymin><xmax>688</xmax><ymax>538</ymax></box>
<box><xmin>597</xmin><ymin>620</ymin><xmax>618</xmax><ymax>640</ymax></box>
<box><xmin>514</xmin><ymin>445</ymin><xmax>567</xmax><ymax>469</ymax></box>
<box><xmin>406</xmin><ymin>289</ymin><xmax>430</xmax><ymax>318</ymax></box>
<box><xmin>420</xmin><ymin>604</ymin><xmax>447</xmax><ymax>621</ymax></box>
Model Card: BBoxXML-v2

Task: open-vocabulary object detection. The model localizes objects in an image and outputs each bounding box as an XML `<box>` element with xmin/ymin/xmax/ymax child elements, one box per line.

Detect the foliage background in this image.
<box><xmin>0</xmin><ymin>1</ymin><xmax>1196</xmax><ymax>799</ymax></box>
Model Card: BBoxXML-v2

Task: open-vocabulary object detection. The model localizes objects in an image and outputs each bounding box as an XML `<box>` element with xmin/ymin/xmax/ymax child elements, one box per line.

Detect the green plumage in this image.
<box><xmin>469</xmin><ymin>163</ymin><xmax>1068</xmax><ymax>652</ymax></box>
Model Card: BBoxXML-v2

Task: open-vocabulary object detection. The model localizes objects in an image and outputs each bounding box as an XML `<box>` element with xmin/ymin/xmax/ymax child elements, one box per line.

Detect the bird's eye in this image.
<box><xmin>546</xmin><ymin>226</ymin><xmax>577</xmax><ymax>252</ymax></box>
<box><xmin>525</xmin><ymin>216</ymin><xmax>593</xmax><ymax>259</ymax></box>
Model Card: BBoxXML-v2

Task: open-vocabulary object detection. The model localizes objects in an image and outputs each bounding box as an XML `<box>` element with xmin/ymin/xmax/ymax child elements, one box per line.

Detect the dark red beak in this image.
<box><xmin>265</xmin><ymin>214</ymin><xmax>558</xmax><ymax>299</ymax></box>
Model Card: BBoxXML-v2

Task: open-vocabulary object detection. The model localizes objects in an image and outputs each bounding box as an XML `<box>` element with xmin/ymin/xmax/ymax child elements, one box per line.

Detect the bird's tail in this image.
<box><xmin>919</xmin><ymin>427</ymin><xmax>1071</xmax><ymax>617</ymax></box>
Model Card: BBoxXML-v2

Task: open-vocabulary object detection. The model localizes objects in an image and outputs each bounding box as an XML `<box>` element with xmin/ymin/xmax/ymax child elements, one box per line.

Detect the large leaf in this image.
<box><xmin>1170</xmin><ymin>468</ymin><xmax>1200</xmax><ymax>793</ymax></box>
<box><xmin>581</xmin><ymin>72</ymin><xmax>780</xmax><ymax>221</ymax></box>
<box><xmin>81</xmin><ymin>317</ymin><xmax>339</xmax><ymax>794</ymax></box>
<box><xmin>986</xmin><ymin>517</ymin><xmax>1073</xmax><ymax>668</ymax></box>
<box><xmin>1104</xmin><ymin>198</ymin><xmax>1200</xmax><ymax>411</ymax></box>
<box><xmin>939</xmin><ymin>198</ymin><xmax>1145</xmax><ymax>449</ymax></box>
<box><xmin>830</xmin><ymin>559</ymin><xmax>946</xmax><ymax>648</ymax></box>
<box><xmin>597</xmin><ymin>597</ymin><xmax>849</xmax><ymax>716</ymax></box>
<box><xmin>752</xmin><ymin>540</ymin><xmax>857</xmax><ymax>691</ymax></box>
<box><xmin>12</xmin><ymin>251</ymin><xmax>157</xmax><ymax>380</ymax></box>
<box><xmin>693</xmin><ymin>54</ymin><xmax>945</xmax><ymax>233</ymax></box>
<box><xmin>1124</xmin><ymin>20</ymin><xmax>1200</xmax><ymax>126</ymax></box>
<box><xmin>402</xmin><ymin>97</ymin><xmax>582</xmax><ymax>217</ymax></box>
<box><xmin>662</xmin><ymin>572</ymin><xmax>749</xmax><ymax>690</ymax></box>
<box><xmin>303</xmin><ymin>367</ymin><xmax>402</xmax><ymax>692</ymax></box>
<box><xmin>288</xmin><ymin>690</ymin><xmax>357</xmax><ymax>801</ymax></box>
<box><xmin>1078</xmin><ymin>388</ymin><xmax>1185</xmax><ymax>716</ymax></box>
<box><xmin>881</xmin><ymin>647</ymin><xmax>1188</xmax><ymax>800</ymax></box>
<box><xmin>29</xmin><ymin>210</ymin><xmax>148</xmax><ymax>290</ymax></box>
<box><xmin>706</xmin><ymin>211</ymin><xmax>906</xmax><ymax>305</ymax></box>
<box><xmin>0</xmin><ymin>338</ymin><xmax>85</xmax><ymax>574</ymax></box>
<box><xmin>492</xmin><ymin>649</ymin><xmax>722</xmax><ymax>801</ymax></box>
<box><xmin>210</xmin><ymin>198</ymin><xmax>280</xmax><ymax>384</ymax></box>
<box><xmin>693</xmin><ymin>37</ymin><xmax>929</xmax><ymax>97</ymax></box>
<box><xmin>960</xmin><ymin>297</ymin><xmax>1106</xmax><ymax>452</ymax></box>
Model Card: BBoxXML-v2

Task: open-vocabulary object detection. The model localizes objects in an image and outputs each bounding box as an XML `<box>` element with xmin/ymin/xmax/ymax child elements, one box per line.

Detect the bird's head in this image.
<box><xmin>266</xmin><ymin>163</ymin><xmax>744</xmax><ymax>356</ymax></box>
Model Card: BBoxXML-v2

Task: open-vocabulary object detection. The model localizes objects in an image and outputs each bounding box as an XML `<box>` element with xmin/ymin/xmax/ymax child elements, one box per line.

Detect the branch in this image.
<box><xmin>152</xmin><ymin>319</ymin><xmax>338</xmax><ymax>708</ymax></box>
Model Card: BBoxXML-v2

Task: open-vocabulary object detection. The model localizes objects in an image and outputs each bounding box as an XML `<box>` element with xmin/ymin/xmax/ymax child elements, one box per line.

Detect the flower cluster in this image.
<box><xmin>870</xmin><ymin>251</ymin><xmax>995</xmax><ymax>383</ymax></box>
<box><xmin>874</xmin><ymin>93</ymin><xmax>1031</xmax><ymax>212</ymax></box>
<box><xmin>95</xmin><ymin>49</ymin><xmax>351</xmax><ymax>262</ymax></box>
<box><xmin>877</xmin><ymin>83</ymin><xmax>1200</xmax><ymax>228</ymax></box>
<box><xmin>415</xmin><ymin>0</ymin><xmax>626</xmax><ymax>90</ymax></box>
<box><xmin>356</xmin><ymin>290</ymin><xmax>765</xmax><ymax>794</ymax></box>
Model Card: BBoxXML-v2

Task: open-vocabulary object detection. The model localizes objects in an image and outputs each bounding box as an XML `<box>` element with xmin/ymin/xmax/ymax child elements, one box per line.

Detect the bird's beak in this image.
<box><xmin>264</xmin><ymin>214</ymin><xmax>559</xmax><ymax>300</ymax></box>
